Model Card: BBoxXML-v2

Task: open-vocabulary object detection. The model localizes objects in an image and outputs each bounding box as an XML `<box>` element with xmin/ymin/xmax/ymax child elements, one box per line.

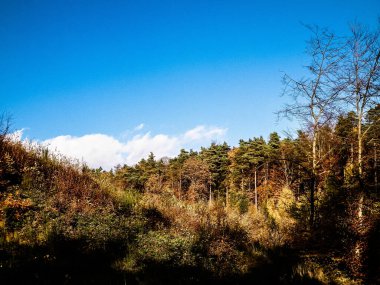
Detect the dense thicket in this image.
<box><xmin>0</xmin><ymin>23</ymin><xmax>379</xmax><ymax>284</ymax></box>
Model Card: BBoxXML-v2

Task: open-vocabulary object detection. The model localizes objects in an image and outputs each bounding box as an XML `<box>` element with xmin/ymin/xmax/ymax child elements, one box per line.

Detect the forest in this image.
<box><xmin>0</xmin><ymin>24</ymin><xmax>379</xmax><ymax>284</ymax></box>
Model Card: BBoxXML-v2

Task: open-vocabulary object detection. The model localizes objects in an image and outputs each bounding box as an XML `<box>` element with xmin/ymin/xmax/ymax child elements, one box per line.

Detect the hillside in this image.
<box><xmin>1</xmin><ymin>116</ymin><xmax>379</xmax><ymax>284</ymax></box>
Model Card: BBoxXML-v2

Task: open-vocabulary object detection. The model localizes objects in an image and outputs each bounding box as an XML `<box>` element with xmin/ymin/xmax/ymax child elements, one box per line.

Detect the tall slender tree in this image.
<box><xmin>342</xmin><ymin>23</ymin><xmax>380</xmax><ymax>179</ymax></box>
<box><xmin>279</xmin><ymin>26</ymin><xmax>344</xmax><ymax>227</ymax></box>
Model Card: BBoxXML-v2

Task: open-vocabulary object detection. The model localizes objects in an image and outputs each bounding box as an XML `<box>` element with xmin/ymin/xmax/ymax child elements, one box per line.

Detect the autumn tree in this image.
<box><xmin>182</xmin><ymin>156</ymin><xmax>211</xmax><ymax>202</ymax></box>
<box><xmin>338</xmin><ymin>23</ymin><xmax>380</xmax><ymax>274</ymax></box>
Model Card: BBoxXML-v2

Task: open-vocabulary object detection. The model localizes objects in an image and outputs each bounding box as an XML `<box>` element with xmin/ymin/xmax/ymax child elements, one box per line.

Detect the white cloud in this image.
<box><xmin>43</xmin><ymin>134</ymin><xmax>126</xmax><ymax>170</ymax></box>
<box><xmin>123</xmin><ymin>133</ymin><xmax>180</xmax><ymax>165</ymax></box>
<box><xmin>183</xmin><ymin>125</ymin><xmax>227</xmax><ymax>141</ymax></box>
<box><xmin>7</xmin><ymin>129</ymin><xmax>26</xmax><ymax>142</ymax></box>
<box><xmin>39</xmin><ymin>125</ymin><xmax>227</xmax><ymax>170</ymax></box>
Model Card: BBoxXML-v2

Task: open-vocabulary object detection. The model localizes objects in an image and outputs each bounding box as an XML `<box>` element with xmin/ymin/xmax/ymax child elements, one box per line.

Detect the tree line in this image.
<box><xmin>107</xmin><ymin>22</ymin><xmax>380</xmax><ymax>278</ymax></box>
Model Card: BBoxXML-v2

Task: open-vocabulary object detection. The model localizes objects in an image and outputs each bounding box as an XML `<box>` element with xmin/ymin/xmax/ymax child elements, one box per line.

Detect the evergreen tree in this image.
<box><xmin>200</xmin><ymin>142</ymin><xmax>230</xmax><ymax>199</ymax></box>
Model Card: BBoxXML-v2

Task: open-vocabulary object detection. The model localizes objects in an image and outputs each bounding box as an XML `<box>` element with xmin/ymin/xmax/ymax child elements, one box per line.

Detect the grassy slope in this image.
<box><xmin>0</xmin><ymin>138</ymin><xmax>362</xmax><ymax>284</ymax></box>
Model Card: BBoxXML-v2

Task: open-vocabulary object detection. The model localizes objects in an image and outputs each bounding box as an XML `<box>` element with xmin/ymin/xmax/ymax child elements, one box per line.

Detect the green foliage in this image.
<box><xmin>117</xmin><ymin>189</ymin><xmax>141</xmax><ymax>214</ymax></box>
<box><xmin>200</xmin><ymin>142</ymin><xmax>230</xmax><ymax>195</ymax></box>
<box><xmin>136</xmin><ymin>230</ymin><xmax>195</xmax><ymax>266</ymax></box>
<box><xmin>228</xmin><ymin>190</ymin><xmax>250</xmax><ymax>214</ymax></box>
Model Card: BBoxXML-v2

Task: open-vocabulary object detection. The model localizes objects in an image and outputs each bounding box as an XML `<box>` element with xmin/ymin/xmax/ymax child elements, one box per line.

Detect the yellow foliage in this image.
<box><xmin>2</xmin><ymin>193</ymin><xmax>33</xmax><ymax>209</ymax></box>
<box><xmin>265</xmin><ymin>187</ymin><xmax>297</xmax><ymax>246</ymax></box>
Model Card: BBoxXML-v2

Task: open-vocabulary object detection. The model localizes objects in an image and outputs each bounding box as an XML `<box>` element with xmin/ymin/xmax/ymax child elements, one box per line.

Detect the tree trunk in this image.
<box><xmin>209</xmin><ymin>182</ymin><xmax>212</xmax><ymax>207</ymax></box>
<box><xmin>226</xmin><ymin>187</ymin><xmax>229</xmax><ymax>209</ymax></box>
<box><xmin>310</xmin><ymin>177</ymin><xmax>315</xmax><ymax>229</ymax></box>
<box><xmin>179</xmin><ymin>173</ymin><xmax>182</xmax><ymax>200</ymax></box>
<box><xmin>312</xmin><ymin>131</ymin><xmax>317</xmax><ymax>174</ymax></box>
<box><xmin>254</xmin><ymin>169</ymin><xmax>258</xmax><ymax>210</ymax></box>
<box><xmin>241</xmin><ymin>170</ymin><xmax>244</xmax><ymax>191</ymax></box>
<box><xmin>358</xmin><ymin>115</ymin><xmax>363</xmax><ymax>176</ymax></box>
<box><xmin>355</xmin><ymin>110</ymin><xmax>365</xmax><ymax>272</ymax></box>
<box><xmin>354</xmin><ymin>107</ymin><xmax>365</xmax><ymax>277</ymax></box>
<box><xmin>310</xmin><ymin>131</ymin><xmax>317</xmax><ymax>228</ymax></box>
<box><xmin>281</xmin><ymin>151</ymin><xmax>289</xmax><ymax>186</ymax></box>
<box><xmin>375</xmin><ymin>143</ymin><xmax>378</xmax><ymax>192</ymax></box>
<box><xmin>354</xmin><ymin>192</ymin><xmax>364</xmax><ymax>276</ymax></box>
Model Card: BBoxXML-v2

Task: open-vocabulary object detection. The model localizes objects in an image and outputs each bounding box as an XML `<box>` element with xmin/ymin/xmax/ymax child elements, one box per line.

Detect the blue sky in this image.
<box><xmin>1</xmin><ymin>0</ymin><xmax>379</xmax><ymax>168</ymax></box>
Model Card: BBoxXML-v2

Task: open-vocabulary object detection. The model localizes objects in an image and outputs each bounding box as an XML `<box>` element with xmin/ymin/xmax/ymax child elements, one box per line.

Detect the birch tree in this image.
<box><xmin>279</xmin><ymin>26</ymin><xmax>344</xmax><ymax>227</ymax></box>
<box><xmin>342</xmin><ymin>23</ymin><xmax>380</xmax><ymax>178</ymax></box>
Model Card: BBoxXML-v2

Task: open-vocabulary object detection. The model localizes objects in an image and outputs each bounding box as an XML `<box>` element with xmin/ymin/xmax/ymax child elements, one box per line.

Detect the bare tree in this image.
<box><xmin>279</xmin><ymin>26</ymin><xmax>344</xmax><ymax>227</ymax></box>
<box><xmin>342</xmin><ymin>23</ymin><xmax>380</xmax><ymax>178</ymax></box>
<box><xmin>0</xmin><ymin>113</ymin><xmax>12</xmax><ymax>153</ymax></box>
<box><xmin>340</xmin><ymin>23</ymin><xmax>380</xmax><ymax>272</ymax></box>
<box><xmin>0</xmin><ymin>113</ymin><xmax>11</xmax><ymax>137</ymax></box>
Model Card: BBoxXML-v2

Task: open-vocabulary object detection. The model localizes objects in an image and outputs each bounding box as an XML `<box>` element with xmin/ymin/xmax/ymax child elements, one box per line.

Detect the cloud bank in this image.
<box><xmin>42</xmin><ymin>125</ymin><xmax>227</xmax><ymax>170</ymax></box>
